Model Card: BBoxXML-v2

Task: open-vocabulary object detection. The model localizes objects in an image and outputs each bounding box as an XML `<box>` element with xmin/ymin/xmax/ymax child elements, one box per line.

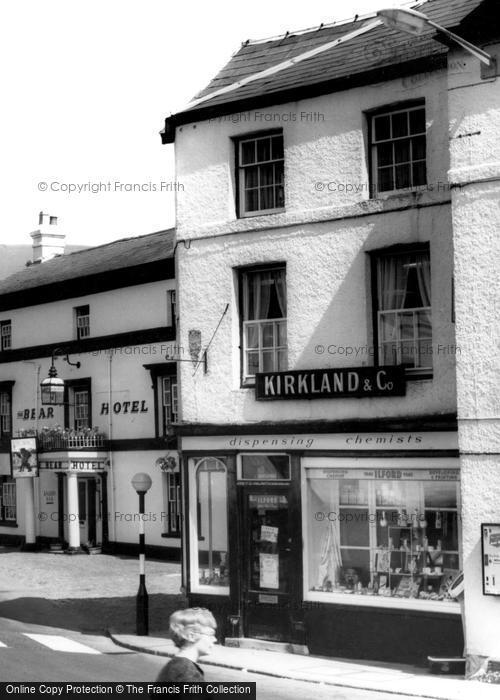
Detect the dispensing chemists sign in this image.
<box><xmin>481</xmin><ymin>523</ymin><xmax>500</xmax><ymax>596</ymax></box>
<box><xmin>255</xmin><ymin>366</ymin><xmax>405</xmax><ymax>400</ymax></box>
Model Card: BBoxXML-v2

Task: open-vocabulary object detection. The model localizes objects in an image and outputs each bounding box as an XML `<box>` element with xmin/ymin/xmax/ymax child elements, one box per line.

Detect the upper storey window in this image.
<box><xmin>0</xmin><ymin>321</ymin><xmax>11</xmax><ymax>351</ymax></box>
<box><xmin>75</xmin><ymin>305</ymin><xmax>90</xmax><ymax>340</ymax></box>
<box><xmin>371</xmin><ymin>104</ymin><xmax>426</xmax><ymax>194</ymax></box>
<box><xmin>374</xmin><ymin>246</ymin><xmax>432</xmax><ymax>375</ymax></box>
<box><xmin>237</xmin><ymin>131</ymin><xmax>284</xmax><ymax>217</ymax></box>
<box><xmin>240</xmin><ymin>265</ymin><xmax>287</xmax><ymax>384</ymax></box>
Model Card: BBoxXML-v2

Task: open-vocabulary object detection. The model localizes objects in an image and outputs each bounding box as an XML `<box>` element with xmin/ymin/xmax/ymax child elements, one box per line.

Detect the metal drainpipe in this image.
<box><xmin>107</xmin><ymin>352</ymin><xmax>116</xmax><ymax>542</ymax></box>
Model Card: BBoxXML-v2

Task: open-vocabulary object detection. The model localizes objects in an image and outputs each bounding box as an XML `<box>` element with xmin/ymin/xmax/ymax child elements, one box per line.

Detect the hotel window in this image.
<box><xmin>371</xmin><ymin>104</ymin><xmax>426</xmax><ymax>194</ymax></box>
<box><xmin>374</xmin><ymin>247</ymin><xmax>432</xmax><ymax>374</ymax></box>
<box><xmin>161</xmin><ymin>376</ymin><xmax>178</xmax><ymax>434</ymax></box>
<box><xmin>305</xmin><ymin>464</ymin><xmax>460</xmax><ymax>607</ymax></box>
<box><xmin>0</xmin><ymin>477</ymin><xmax>16</xmax><ymax>523</ymax></box>
<box><xmin>0</xmin><ymin>321</ymin><xmax>11</xmax><ymax>351</ymax></box>
<box><xmin>240</xmin><ymin>266</ymin><xmax>287</xmax><ymax>384</ymax></box>
<box><xmin>189</xmin><ymin>457</ymin><xmax>229</xmax><ymax>594</ymax></box>
<box><xmin>65</xmin><ymin>380</ymin><xmax>91</xmax><ymax>431</ymax></box>
<box><xmin>162</xmin><ymin>470</ymin><xmax>181</xmax><ymax>536</ymax></box>
<box><xmin>0</xmin><ymin>390</ymin><xmax>12</xmax><ymax>437</ymax></box>
<box><xmin>75</xmin><ymin>305</ymin><xmax>90</xmax><ymax>340</ymax></box>
<box><xmin>237</xmin><ymin>131</ymin><xmax>284</xmax><ymax>217</ymax></box>
<box><xmin>167</xmin><ymin>290</ymin><xmax>177</xmax><ymax>328</ymax></box>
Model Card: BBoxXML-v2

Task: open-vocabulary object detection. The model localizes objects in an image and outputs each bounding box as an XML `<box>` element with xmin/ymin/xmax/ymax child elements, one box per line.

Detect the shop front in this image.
<box><xmin>181</xmin><ymin>428</ymin><xmax>464</xmax><ymax>664</ymax></box>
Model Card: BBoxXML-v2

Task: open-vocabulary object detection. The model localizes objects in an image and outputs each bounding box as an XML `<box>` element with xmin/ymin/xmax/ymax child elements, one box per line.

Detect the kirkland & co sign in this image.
<box><xmin>255</xmin><ymin>366</ymin><xmax>405</xmax><ymax>400</ymax></box>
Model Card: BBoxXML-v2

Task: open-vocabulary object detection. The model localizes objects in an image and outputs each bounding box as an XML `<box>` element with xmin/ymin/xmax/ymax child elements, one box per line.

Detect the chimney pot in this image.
<box><xmin>30</xmin><ymin>213</ymin><xmax>66</xmax><ymax>263</ymax></box>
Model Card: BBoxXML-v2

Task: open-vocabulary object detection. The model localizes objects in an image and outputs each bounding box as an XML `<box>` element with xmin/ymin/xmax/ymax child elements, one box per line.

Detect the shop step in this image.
<box><xmin>224</xmin><ymin>637</ymin><xmax>309</xmax><ymax>655</ymax></box>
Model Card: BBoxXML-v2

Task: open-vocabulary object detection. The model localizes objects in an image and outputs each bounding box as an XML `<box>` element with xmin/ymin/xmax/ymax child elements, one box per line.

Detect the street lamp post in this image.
<box><xmin>377</xmin><ymin>7</ymin><xmax>492</xmax><ymax>66</ymax></box>
<box><xmin>131</xmin><ymin>472</ymin><xmax>152</xmax><ymax>636</ymax></box>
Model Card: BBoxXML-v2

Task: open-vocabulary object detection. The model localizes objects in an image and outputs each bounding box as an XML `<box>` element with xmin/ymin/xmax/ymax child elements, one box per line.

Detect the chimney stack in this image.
<box><xmin>30</xmin><ymin>212</ymin><xmax>66</xmax><ymax>263</ymax></box>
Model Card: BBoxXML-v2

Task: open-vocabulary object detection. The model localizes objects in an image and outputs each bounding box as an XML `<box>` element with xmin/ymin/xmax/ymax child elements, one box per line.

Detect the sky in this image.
<box><xmin>1</xmin><ymin>0</ymin><xmax>411</xmax><ymax>247</ymax></box>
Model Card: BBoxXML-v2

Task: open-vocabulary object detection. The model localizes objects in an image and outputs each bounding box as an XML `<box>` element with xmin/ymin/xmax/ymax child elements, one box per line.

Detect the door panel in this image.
<box><xmin>241</xmin><ymin>488</ymin><xmax>292</xmax><ymax>641</ymax></box>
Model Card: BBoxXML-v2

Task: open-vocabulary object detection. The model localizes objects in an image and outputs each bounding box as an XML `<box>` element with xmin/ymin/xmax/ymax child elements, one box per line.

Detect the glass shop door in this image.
<box><xmin>240</xmin><ymin>487</ymin><xmax>293</xmax><ymax>641</ymax></box>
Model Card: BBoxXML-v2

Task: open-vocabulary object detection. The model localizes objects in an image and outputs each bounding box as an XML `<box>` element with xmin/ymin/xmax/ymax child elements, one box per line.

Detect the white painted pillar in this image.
<box><xmin>66</xmin><ymin>472</ymin><xmax>80</xmax><ymax>551</ymax></box>
<box><xmin>24</xmin><ymin>477</ymin><xmax>36</xmax><ymax>549</ymax></box>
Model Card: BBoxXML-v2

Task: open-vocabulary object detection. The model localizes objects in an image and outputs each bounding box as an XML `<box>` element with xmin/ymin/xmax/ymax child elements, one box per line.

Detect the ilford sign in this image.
<box><xmin>255</xmin><ymin>366</ymin><xmax>405</xmax><ymax>400</ymax></box>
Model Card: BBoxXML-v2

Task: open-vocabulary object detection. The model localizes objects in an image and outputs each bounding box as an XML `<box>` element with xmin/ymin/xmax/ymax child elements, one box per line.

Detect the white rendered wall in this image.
<box><xmin>0</xmin><ymin>280</ymin><xmax>174</xmax><ymax>349</ymax></box>
<box><xmin>174</xmin><ymin>70</ymin><xmax>456</xmax><ymax>425</ymax></box>
<box><xmin>175</xmin><ymin>70</ymin><xmax>450</xmax><ymax>239</ymax></box>
<box><xmin>448</xmin><ymin>45</ymin><xmax>500</xmax><ymax>661</ymax></box>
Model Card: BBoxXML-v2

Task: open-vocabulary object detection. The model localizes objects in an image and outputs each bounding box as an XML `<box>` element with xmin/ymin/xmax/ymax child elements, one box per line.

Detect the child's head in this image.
<box><xmin>169</xmin><ymin>607</ymin><xmax>217</xmax><ymax>653</ymax></box>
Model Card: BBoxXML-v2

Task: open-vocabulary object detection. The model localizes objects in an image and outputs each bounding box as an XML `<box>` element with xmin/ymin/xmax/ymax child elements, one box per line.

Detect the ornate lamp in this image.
<box><xmin>40</xmin><ymin>348</ymin><xmax>81</xmax><ymax>405</ymax></box>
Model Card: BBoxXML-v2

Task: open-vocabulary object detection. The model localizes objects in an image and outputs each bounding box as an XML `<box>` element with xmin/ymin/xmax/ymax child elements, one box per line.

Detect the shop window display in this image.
<box><xmin>306</xmin><ymin>468</ymin><xmax>460</xmax><ymax>604</ymax></box>
<box><xmin>193</xmin><ymin>457</ymin><xmax>229</xmax><ymax>591</ymax></box>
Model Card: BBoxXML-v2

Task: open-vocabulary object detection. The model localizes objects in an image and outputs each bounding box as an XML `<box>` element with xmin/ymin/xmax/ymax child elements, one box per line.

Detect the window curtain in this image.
<box><xmin>377</xmin><ymin>255</ymin><xmax>409</xmax><ymax>310</ymax></box>
<box><xmin>273</xmin><ymin>269</ymin><xmax>287</xmax><ymax>318</ymax></box>
<box><xmin>415</xmin><ymin>252</ymin><xmax>431</xmax><ymax>307</ymax></box>
<box><xmin>317</xmin><ymin>520</ymin><xmax>343</xmax><ymax>589</ymax></box>
<box><xmin>244</xmin><ymin>270</ymin><xmax>286</xmax><ymax>321</ymax></box>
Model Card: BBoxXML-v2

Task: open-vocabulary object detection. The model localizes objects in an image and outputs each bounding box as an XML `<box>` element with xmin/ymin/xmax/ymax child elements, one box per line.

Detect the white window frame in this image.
<box><xmin>72</xmin><ymin>388</ymin><xmax>90</xmax><ymax>430</ymax></box>
<box><xmin>167</xmin><ymin>289</ymin><xmax>177</xmax><ymax>327</ymax></box>
<box><xmin>378</xmin><ymin>307</ymin><xmax>432</xmax><ymax>373</ymax></box>
<box><xmin>241</xmin><ymin>267</ymin><xmax>287</xmax><ymax>384</ymax></box>
<box><xmin>0</xmin><ymin>321</ymin><xmax>11</xmax><ymax>351</ymax></box>
<box><xmin>161</xmin><ymin>376</ymin><xmax>178</xmax><ymax>431</ymax></box>
<box><xmin>75</xmin><ymin>306</ymin><xmax>90</xmax><ymax>340</ymax></box>
<box><xmin>375</xmin><ymin>251</ymin><xmax>432</xmax><ymax>375</ymax></box>
<box><xmin>0</xmin><ymin>391</ymin><xmax>11</xmax><ymax>436</ymax></box>
<box><xmin>162</xmin><ymin>470</ymin><xmax>181</xmax><ymax>536</ymax></box>
<box><xmin>371</xmin><ymin>104</ymin><xmax>426</xmax><ymax>196</ymax></box>
<box><xmin>1</xmin><ymin>480</ymin><xmax>16</xmax><ymax>521</ymax></box>
<box><xmin>301</xmin><ymin>457</ymin><xmax>462</xmax><ymax>614</ymax></box>
<box><xmin>188</xmin><ymin>457</ymin><xmax>229</xmax><ymax>596</ymax></box>
<box><xmin>238</xmin><ymin>132</ymin><xmax>285</xmax><ymax>217</ymax></box>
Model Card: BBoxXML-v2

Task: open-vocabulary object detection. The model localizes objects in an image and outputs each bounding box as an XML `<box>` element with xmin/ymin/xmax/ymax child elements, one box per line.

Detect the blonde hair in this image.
<box><xmin>169</xmin><ymin>607</ymin><xmax>217</xmax><ymax>648</ymax></box>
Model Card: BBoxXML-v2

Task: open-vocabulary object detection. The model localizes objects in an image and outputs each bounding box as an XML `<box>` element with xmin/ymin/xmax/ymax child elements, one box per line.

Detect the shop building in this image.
<box><xmin>446</xmin><ymin>0</ymin><xmax>500</xmax><ymax>675</ymax></box>
<box><xmin>0</xmin><ymin>216</ymin><xmax>181</xmax><ymax>558</ymax></box>
<box><xmin>161</xmin><ymin>0</ymin><xmax>497</xmax><ymax>665</ymax></box>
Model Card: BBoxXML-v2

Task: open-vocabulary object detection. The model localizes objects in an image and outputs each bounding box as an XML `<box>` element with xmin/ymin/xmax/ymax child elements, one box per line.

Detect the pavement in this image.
<box><xmin>1</xmin><ymin>546</ymin><xmax>499</xmax><ymax>699</ymax></box>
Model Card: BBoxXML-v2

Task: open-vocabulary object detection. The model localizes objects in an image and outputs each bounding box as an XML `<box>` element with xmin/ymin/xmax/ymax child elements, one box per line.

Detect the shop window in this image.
<box><xmin>0</xmin><ymin>477</ymin><xmax>16</xmax><ymax>523</ymax></box>
<box><xmin>305</xmin><ymin>465</ymin><xmax>460</xmax><ymax>607</ymax></box>
<box><xmin>74</xmin><ymin>305</ymin><xmax>90</xmax><ymax>340</ymax></box>
<box><xmin>189</xmin><ymin>457</ymin><xmax>229</xmax><ymax>594</ymax></box>
<box><xmin>0</xmin><ymin>389</ymin><xmax>12</xmax><ymax>438</ymax></box>
<box><xmin>240</xmin><ymin>265</ymin><xmax>287</xmax><ymax>384</ymax></box>
<box><xmin>0</xmin><ymin>320</ymin><xmax>12</xmax><ymax>351</ymax></box>
<box><xmin>238</xmin><ymin>454</ymin><xmax>290</xmax><ymax>480</ymax></box>
<box><xmin>370</xmin><ymin>103</ymin><xmax>426</xmax><ymax>194</ymax></box>
<box><xmin>373</xmin><ymin>246</ymin><xmax>432</xmax><ymax>374</ymax></box>
<box><xmin>236</xmin><ymin>131</ymin><xmax>284</xmax><ymax>217</ymax></box>
<box><xmin>162</xmin><ymin>470</ymin><xmax>181</xmax><ymax>536</ymax></box>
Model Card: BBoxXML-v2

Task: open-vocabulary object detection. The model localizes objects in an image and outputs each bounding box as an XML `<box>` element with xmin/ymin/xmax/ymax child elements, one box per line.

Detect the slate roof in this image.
<box><xmin>162</xmin><ymin>0</ymin><xmax>487</xmax><ymax>140</ymax></box>
<box><xmin>0</xmin><ymin>229</ymin><xmax>175</xmax><ymax>297</ymax></box>
<box><xmin>0</xmin><ymin>245</ymin><xmax>86</xmax><ymax>281</ymax></box>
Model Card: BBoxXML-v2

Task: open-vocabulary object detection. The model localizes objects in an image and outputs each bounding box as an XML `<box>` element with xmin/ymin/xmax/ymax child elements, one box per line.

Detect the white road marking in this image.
<box><xmin>0</xmin><ymin>641</ymin><xmax>7</xmax><ymax>647</ymax></box>
<box><xmin>23</xmin><ymin>634</ymin><xmax>101</xmax><ymax>654</ymax></box>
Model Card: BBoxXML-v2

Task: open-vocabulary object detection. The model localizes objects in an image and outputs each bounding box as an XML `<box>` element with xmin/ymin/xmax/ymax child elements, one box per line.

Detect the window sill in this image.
<box><xmin>372</xmin><ymin>187</ymin><xmax>429</xmax><ymax>201</ymax></box>
<box><xmin>0</xmin><ymin>521</ymin><xmax>18</xmax><ymax>528</ymax></box>
<box><xmin>239</xmin><ymin>208</ymin><xmax>285</xmax><ymax>219</ymax></box>
<box><xmin>241</xmin><ymin>380</ymin><xmax>256</xmax><ymax>389</ymax></box>
<box><xmin>405</xmin><ymin>370</ymin><xmax>433</xmax><ymax>381</ymax></box>
<box><xmin>190</xmin><ymin>584</ymin><xmax>230</xmax><ymax>596</ymax></box>
<box><xmin>304</xmin><ymin>590</ymin><xmax>460</xmax><ymax>614</ymax></box>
